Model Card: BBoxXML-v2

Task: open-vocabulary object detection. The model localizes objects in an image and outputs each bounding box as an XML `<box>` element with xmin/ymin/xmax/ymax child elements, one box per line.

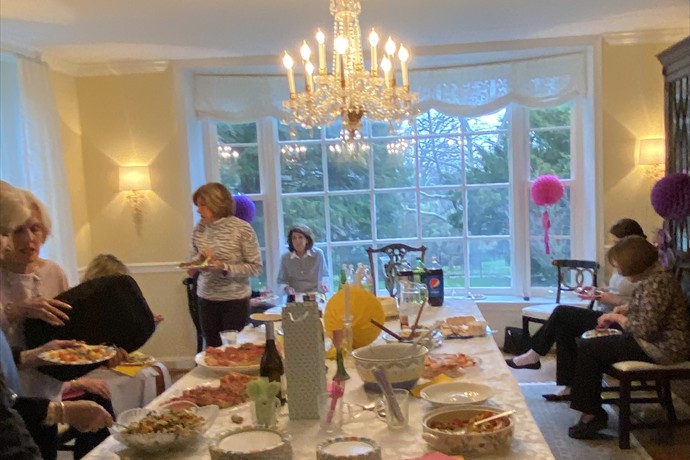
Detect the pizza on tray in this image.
<box><xmin>39</xmin><ymin>344</ymin><xmax>116</xmax><ymax>365</ymax></box>
<box><xmin>166</xmin><ymin>372</ymin><xmax>256</xmax><ymax>409</ymax></box>
<box><xmin>202</xmin><ymin>343</ymin><xmax>265</xmax><ymax>367</ymax></box>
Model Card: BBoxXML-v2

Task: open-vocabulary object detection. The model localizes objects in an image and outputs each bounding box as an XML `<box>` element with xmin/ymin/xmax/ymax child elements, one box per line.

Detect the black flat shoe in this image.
<box><xmin>543</xmin><ymin>393</ymin><xmax>571</xmax><ymax>402</ymax></box>
<box><xmin>505</xmin><ymin>358</ymin><xmax>541</xmax><ymax>370</ymax></box>
<box><xmin>568</xmin><ymin>410</ymin><xmax>609</xmax><ymax>439</ymax></box>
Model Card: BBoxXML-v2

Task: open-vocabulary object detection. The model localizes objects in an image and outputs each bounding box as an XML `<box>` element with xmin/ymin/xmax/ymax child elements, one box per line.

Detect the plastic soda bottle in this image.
<box><xmin>426</xmin><ymin>256</ymin><xmax>444</xmax><ymax>307</ymax></box>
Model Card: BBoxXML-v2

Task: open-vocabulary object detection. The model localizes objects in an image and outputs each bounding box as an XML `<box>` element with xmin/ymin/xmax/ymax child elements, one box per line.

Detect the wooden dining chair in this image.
<box><xmin>600</xmin><ymin>259</ymin><xmax>690</xmax><ymax>449</ymax></box>
<box><xmin>366</xmin><ymin>243</ymin><xmax>426</xmax><ymax>297</ymax></box>
<box><xmin>521</xmin><ymin>259</ymin><xmax>600</xmax><ymax>337</ymax></box>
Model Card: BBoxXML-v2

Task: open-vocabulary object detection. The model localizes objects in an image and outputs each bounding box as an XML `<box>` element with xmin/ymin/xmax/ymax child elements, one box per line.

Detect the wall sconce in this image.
<box><xmin>119</xmin><ymin>166</ymin><xmax>151</xmax><ymax>233</ymax></box>
<box><xmin>637</xmin><ymin>138</ymin><xmax>666</xmax><ymax>181</ymax></box>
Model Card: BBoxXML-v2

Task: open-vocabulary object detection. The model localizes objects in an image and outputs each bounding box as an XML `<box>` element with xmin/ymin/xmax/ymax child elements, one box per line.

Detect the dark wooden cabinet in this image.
<box><xmin>657</xmin><ymin>36</ymin><xmax>690</xmax><ymax>252</ymax></box>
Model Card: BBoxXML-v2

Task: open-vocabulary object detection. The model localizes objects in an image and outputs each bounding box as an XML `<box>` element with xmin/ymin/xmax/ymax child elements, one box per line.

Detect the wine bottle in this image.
<box><xmin>260</xmin><ymin>321</ymin><xmax>286</xmax><ymax>404</ymax></box>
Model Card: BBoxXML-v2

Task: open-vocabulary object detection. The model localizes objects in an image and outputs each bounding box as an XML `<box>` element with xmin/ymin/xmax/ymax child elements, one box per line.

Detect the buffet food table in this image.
<box><xmin>85</xmin><ymin>299</ymin><xmax>553</xmax><ymax>459</ymax></box>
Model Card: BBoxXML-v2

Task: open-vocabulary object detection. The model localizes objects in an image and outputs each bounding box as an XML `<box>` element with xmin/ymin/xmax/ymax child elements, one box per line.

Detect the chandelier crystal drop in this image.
<box><xmin>282</xmin><ymin>0</ymin><xmax>419</xmax><ymax>146</ymax></box>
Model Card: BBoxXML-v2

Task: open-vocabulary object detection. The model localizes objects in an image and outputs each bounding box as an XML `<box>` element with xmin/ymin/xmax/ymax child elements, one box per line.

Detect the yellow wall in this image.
<box><xmin>601</xmin><ymin>40</ymin><xmax>673</xmax><ymax>245</ymax></box>
<box><xmin>53</xmin><ymin>68</ymin><xmax>198</xmax><ymax>363</ymax></box>
<box><xmin>50</xmin><ymin>38</ymin><xmax>677</xmax><ymax>364</ymax></box>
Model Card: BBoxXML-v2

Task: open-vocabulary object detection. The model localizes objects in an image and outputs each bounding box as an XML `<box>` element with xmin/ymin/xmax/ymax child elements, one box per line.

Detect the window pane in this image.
<box><xmin>219</xmin><ymin>145</ymin><xmax>260</xmax><ymax>194</ymax></box>
<box><xmin>330</xmin><ymin>194</ymin><xmax>372</xmax><ymax>241</ymax></box>
<box><xmin>372</xmin><ymin>141</ymin><xmax>415</xmax><ymax>188</ymax></box>
<box><xmin>282</xmin><ymin>196</ymin><xmax>326</xmax><ymax>242</ymax></box>
<box><xmin>531</xmin><ymin>238</ymin><xmax>572</xmax><ymax>286</ymax></box>
<box><xmin>375</xmin><ymin>191</ymin><xmax>417</xmax><ymax>239</ymax></box>
<box><xmin>331</xmin><ymin>245</ymin><xmax>370</xmax><ymax>290</ymax></box>
<box><xmin>218</xmin><ymin>122</ymin><xmax>257</xmax><ymax>143</ymax></box>
<box><xmin>280</xmin><ymin>144</ymin><xmax>323</xmax><ymax>192</ymax></box>
<box><xmin>250</xmin><ymin>249</ymin><xmax>267</xmax><ymax>291</ymax></box>
<box><xmin>420</xmin><ymin>190</ymin><xmax>463</xmax><ymax>237</ymax></box>
<box><xmin>466</xmin><ymin>133</ymin><xmax>509</xmax><ymax>184</ymax></box>
<box><xmin>530</xmin><ymin>104</ymin><xmax>572</xmax><ymax>179</ymax></box>
<box><xmin>418</xmin><ymin>136</ymin><xmax>463</xmax><ymax>186</ymax></box>
<box><xmin>466</xmin><ymin>109</ymin><xmax>508</xmax><ymax>132</ymax></box>
<box><xmin>251</xmin><ymin>200</ymin><xmax>265</xmax><ymax>247</ymax></box>
<box><xmin>327</xmin><ymin>150</ymin><xmax>369</xmax><ymax>191</ymax></box>
<box><xmin>416</xmin><ymin>109</ymin><xmax>460</xmax><ymax>136</ymax></box>
<box><xmin>278</xmin><ymin>123</ymin><xmax>321</xmax><ymax>140</ymax></box>
<box><xmin>424</xmin><ymin>240</ymin><xmax>465</xmax><ymax>294</ymax></box>
<box><xmin>468</xmin><ymin>239</ymin><xmax>511</xmax><ymax>287</ymax></box>
<box><xmin>467</xmin><ymin>187</ymin><xmax>510</xmax><ymax>235</ymax></box>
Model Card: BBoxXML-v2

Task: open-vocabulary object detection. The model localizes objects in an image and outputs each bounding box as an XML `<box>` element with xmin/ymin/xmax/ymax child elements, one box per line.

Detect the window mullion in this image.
<box><xmin>511</xmin><ymin>105</ymin><xmax>531</xmax><ymax>298</ymax></box>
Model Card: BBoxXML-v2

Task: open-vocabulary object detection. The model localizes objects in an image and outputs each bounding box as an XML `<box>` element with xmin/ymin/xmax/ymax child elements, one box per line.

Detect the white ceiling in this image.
<box><xmin>1</xmin><ymin>0</ymin><xmax>688</xmax><ymax>66</ymax></box>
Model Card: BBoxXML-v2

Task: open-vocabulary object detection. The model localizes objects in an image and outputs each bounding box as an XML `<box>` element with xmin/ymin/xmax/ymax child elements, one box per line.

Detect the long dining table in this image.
<box><xmin>85</xmin><ymin>298</ymin><xmax>554</xmax><ymax>459</ymax></box>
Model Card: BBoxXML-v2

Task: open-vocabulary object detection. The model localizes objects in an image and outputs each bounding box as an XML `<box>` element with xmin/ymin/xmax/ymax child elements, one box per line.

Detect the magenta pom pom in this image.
<box><xmin>651</xmin><ymin>173</ymin><xmax>690</xmax><ymax>220</ymax></box>
<box><xmin>531</xmin><ymin>175</ymin><xmax>564</xmax><ymax>206</ymax></box>
<box><xmin>234</xmin><ymin>195</ymin><xmax>256</xmax><ymax>223</ymax></box>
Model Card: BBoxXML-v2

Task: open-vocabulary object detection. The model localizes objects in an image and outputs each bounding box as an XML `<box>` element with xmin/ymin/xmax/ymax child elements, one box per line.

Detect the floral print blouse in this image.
<box><xmin>626</xmin><ymin>271</ymin><xmax>690</xmax><ymax>364</ymax></box>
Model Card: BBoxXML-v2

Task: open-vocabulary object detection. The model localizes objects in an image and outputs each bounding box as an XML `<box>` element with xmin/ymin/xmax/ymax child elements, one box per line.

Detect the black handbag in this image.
<box><xmin>503</xmin><ymin>326</ymin><xmax>530</xmax><ymax>355</ymax></box>
<box><xmin>24</xmin><ymin>275</ymin><xmax>156</xmax><ymax>381</ymax></box>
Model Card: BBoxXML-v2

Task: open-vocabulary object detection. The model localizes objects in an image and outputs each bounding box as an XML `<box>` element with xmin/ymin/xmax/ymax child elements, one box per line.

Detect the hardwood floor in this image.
<box><xmin>505</xmin><ymin>351</ymin><xmax>690</xmax><ymax>460</ymax></box>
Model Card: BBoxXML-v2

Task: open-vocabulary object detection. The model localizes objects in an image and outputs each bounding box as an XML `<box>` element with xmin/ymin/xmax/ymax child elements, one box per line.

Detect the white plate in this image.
<box><xmin>421</xmin><ymin>382</ymin><xmax>494</xmax><ymax>406</ymax></box>
<box><xmin>39</xmin><ymin>345</ymin><xmax>116</xmax><ymax>365</ymax></box>
<box><xmin>317</xmin><ymin>437</ymin><xmax>381</xmax><ymax>457</ymax></box>
<box><xmin>194</xmin><ymin>344</ymin><xmax>262</xmax><ymax>374</ymax></box>
<box><xmin>581</xmin><ymin>328</ymin><xmax>623</xmax><ymax>339</ymax></box>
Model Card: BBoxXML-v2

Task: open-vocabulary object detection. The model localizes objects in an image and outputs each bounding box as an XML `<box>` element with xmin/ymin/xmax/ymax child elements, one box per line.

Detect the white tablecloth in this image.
<box><xmin>85</xmin><ymin>299</ymin><xmax>553</xmax><ymax>459</ymax></box>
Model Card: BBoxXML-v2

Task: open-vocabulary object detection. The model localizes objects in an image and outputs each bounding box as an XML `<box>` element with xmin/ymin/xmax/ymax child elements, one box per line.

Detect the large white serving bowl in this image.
<box><xmin>109</xmin><ymin>404</ymin><xmax>218</xmax><ymax>452</ymax></box>
<box><xmin>422</xmin><ymin>405</ymin><xmax>515</xmax><ymax>455</ymax></box>
<box><xmin>420</xmin><ymin>381</ymin><xmax>493</xmax><ymax>406</ymax></box>
<box><xmin>351</xmin><ymin>342</ymin><xmax>428</xmax><ymax>392</ymax></box>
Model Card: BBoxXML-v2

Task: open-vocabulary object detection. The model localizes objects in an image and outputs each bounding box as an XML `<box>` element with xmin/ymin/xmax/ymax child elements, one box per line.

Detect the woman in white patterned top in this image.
<box><xmin>180</xmin><ymin>183</ymin><xmax>262</xmax><ymax>347</ymax></box>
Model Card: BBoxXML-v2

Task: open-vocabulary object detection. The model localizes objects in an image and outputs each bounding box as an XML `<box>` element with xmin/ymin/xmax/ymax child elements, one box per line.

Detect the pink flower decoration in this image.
<box><xmin>531</xmin><ymin>174</ymin><xmax>564</xmax><ymax>206</ymax></box>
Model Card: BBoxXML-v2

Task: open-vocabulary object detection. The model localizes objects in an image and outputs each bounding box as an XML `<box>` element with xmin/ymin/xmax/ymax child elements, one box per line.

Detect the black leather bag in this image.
<box><xmin>503</xmin><ymin>326</ymin><xmax>529</xmax><ymax>355</ymax></box>
<box><xmin>24</xmin><ymin>275</ymin><xmax>156</xmax><ymax>381</ymax></box>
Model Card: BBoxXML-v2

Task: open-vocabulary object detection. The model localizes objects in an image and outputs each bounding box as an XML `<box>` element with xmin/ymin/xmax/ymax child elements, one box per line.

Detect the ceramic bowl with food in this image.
<box><xmin>422</xmin><ymin>405</ymin><xmax>514</xmax><ymax>455</ymax></box>
<box><xmin>351</xmin><ymin>343</ymin><xmax>428</xmax><ymax>392</ymax></box>
<box><xmin>110</xmin><ymin>405</ymin><xmax>219</xmax><ymax>452</ymax></box>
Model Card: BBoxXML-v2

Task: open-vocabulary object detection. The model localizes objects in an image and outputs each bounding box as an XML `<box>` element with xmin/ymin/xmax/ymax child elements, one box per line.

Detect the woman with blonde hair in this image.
<box><xmin>180</xmin><ymin>183</ymin><xmax>262</xmax><ymax>347</ymax></box>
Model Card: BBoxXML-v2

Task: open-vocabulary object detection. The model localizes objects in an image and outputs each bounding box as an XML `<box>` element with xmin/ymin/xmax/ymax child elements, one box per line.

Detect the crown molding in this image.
<box><xmin>603</xmin><ymin>28</ymin><xmax>689</xmax><ymax>46</ymax></box>
<box><xmin>45</xmin><ymin>57</ymin><xmax>170</xmax><ymax>77</ymax></box>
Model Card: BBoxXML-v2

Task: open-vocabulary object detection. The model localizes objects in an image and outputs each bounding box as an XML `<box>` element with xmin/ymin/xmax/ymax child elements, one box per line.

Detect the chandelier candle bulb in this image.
<box><xmin>300</xmin><ymin>41</ymin><xmax>312</xmax><ymax>61</ymax></box>
<box><xmin>398</xmin><ymin>44</ymin><xmax>409</xmax><ymax>89</ymax></box>
<box><xmin>283</xmin><ymin>52</ymin><xmax>296</xmax><ymax>96</ymax></box>
<box><xmin>305</xmin><ymin>61</ymin><xmax>314</xmax><ymax>92</ymax></box>
<box><xmin>316</xmin><ymin>29</ymin><xmax>326</xmax><ymax>75</ymax></box>
<box><xmin>381</xmin><ymin>56</ymin><xmax>392</xmax><ymax>88</ymax></box>
<box><xmin>369</xmin><ymin>29</ymin><xmax>379</xmax><ymax>75</ymax></box>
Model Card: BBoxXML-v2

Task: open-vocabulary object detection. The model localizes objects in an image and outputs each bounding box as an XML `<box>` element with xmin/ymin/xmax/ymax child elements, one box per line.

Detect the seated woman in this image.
<box><xmin>277</xmin><ymin>224</ymin><xmax>329</xmax><ymax>296</ymax></box>
<box><xmin>568</xmin><ymin>236</ymin><xmax>690</xmax><ymax>439</ymax></box>
<box><xmin>505</xmin><ymin>218</ymin><xmax>647</xmax><ymax>401</ymax></box>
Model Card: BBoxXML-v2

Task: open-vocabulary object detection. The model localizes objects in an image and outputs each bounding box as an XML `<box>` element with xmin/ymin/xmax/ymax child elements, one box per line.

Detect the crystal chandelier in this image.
<box><xmin>282</xmin><ymin>0</ymin><xmax>418</xmax><ymax>147</ymax></box>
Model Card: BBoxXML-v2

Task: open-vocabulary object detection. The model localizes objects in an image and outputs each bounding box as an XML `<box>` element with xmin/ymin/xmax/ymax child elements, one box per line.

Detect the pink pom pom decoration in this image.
<box><xmin>531</xmin><ymin>174</ymin><xmax>564</xmax><ymax>255</ymax></box>
<box><xmin>651</xmin><ymin>173</ymin><xmax>690</xmax><ymax>220</ymax></box>
<box><xmin>531</xmin><ymin>174</ymin><xmax>564</xmax><ymax>206</ymax></box>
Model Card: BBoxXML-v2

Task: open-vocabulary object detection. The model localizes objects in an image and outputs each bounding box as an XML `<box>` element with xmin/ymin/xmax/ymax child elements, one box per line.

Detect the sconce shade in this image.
<box><xmin>119</xmin><ymin>166</ymin><xmax>151</xmax><ymax>191</ymax></box>
<box><xmin>638</xmin><ymin>138</ymin><xmax>665</xmax><ymax>165</ymax></box>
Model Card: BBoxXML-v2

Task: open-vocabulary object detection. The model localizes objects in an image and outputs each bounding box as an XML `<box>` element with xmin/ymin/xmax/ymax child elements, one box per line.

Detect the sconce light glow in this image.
<box><xmin>119</xmin><ymin>166</ymin><xmax>151</xmax><ymax>192</ymax></box>
<box><xmin>637</xmin><ymin>138</ymin><xmax>665</xmax><ymax>181</ymax></box>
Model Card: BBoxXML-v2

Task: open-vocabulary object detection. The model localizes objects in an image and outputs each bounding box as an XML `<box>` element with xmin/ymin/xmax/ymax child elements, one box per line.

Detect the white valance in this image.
<box><xmin>194</xmin><ymin>52</ymin><xmax>587</xmax><ymax>122</ymax></box>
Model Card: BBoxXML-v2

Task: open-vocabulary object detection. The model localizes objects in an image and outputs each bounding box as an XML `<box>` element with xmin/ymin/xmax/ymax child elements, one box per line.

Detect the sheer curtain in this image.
<box><xmin>193</xmin><ymin>52</ymin><xmax>587</xmax><ymax>121</ymax></box>
<box><xmin>0</xmin><ymin>53</ymin><xmax>78</xmax><ymax>284</ymax></box>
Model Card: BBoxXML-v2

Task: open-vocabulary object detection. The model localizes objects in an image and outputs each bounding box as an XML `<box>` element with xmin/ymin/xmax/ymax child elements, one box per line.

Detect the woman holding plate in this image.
<box><xmin>180</xmin><ymin>183</ymin><xmax>263</xmax><ymax>347</ymax></box>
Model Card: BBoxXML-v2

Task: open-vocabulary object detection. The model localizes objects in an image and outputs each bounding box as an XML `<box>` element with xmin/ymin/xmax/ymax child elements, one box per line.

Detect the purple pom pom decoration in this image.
<box><xmin>234</xmin><ymin>195</ymin><xmax>256</xmax><ymax>223</ymax></box>
<box><xmin>651</xmin><ymin>173</ymin><xmax>690</xmax><ymax>220</ymax></box>
<box><xmin>531</xmin><ymin>174</ymin><xmax>564</xmax><ymax>206</ymax></box>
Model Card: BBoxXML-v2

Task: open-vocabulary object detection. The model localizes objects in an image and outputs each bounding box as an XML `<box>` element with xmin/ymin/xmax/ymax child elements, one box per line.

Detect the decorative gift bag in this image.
<box><xmin>282</xmin><ymin>299</ymin><xmax>326</xmax><ymax>420</ymax></box>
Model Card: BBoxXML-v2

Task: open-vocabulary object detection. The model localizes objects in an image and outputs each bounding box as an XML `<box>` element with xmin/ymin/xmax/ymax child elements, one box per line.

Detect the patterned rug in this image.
<box><xmin>520</xmin><ymin>382</ymin><xmax>651</xmax><ymax>460</ymax></box>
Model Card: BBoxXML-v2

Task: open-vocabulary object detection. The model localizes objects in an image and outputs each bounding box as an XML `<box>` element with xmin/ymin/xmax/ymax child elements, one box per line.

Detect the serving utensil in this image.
<box><xmin>472</xmin><ymin>410</ymin><xmax>515</xmax><ymax>427</ymax></box>
<box><xmin>370</xmin><ymin>319</ymin><xmax>404</xmax><ymax>342</ymax></box>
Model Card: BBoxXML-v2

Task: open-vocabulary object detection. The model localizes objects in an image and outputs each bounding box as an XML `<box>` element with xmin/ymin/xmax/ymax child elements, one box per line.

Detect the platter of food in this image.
<box><xmin>163</xmin><ymin>372</ymin><xmax>256</xmax><ymax>410</ymax></box>
<box><xmin>439</xmin><ymin>316</ymin><xmax>490</xmax><ymax>339</ymax></box>
<box><xmin>109</xmin><ymin>404</ymin><xmax>218</xmax><ymax>452</ymax></box>
<box><xmin>120</xmin><ymin>351</ymin><xmax>156</xmax><ymax>366</ymax></box>
<box><xmin>195</xmin><ymin>343</ymin><xmax>265</xmax><ymax>374</ymax></box>
<box><xmin>581</xmin><ymin>328</ymin><xmax>623</xmax><ymax>339</ymax></box>
<box><xmin>39</xmin><ymin>344</ymin><xmax>116</xmax><ymax>365</ymax></box>
<box><xmin>423</xmin><ymin>352</ymin><xmax>480</xmax><ymax>379</ymax></box>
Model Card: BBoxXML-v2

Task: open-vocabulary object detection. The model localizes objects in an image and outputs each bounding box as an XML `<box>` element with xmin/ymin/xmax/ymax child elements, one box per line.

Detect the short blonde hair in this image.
<box><xmin>82</xmin><ymin>254</ymin><xmax>130</xmax><ymax>282</ymax></box>
<box><xmin>192</xmin><ymin>183</ymin><xmax>234</xmax><ymax>218</ymax></box>
<box><xmin>606</xmin><ymin>235</ymin><xmax>659</xmax><ymax>277</ymax></box>
<box><xmin>0</xmin><ymin>181</ymin><xmax>31</xmax><ymax>236</ymax></box>
<box><xmin>21</xmin><ymin>190</ymin><xmax>52</xmax><ymax>244</ymax></box>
